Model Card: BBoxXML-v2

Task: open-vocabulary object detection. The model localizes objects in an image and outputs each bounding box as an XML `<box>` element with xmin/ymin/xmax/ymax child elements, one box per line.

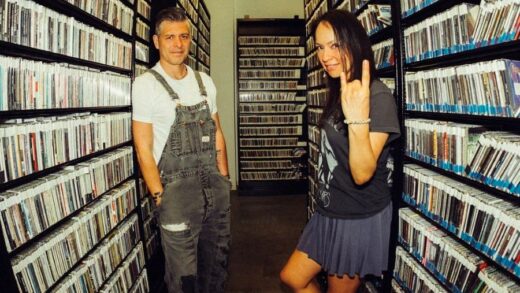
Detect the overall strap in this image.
<box><xmin>193</xmin><ymin>71</ymin><xmax>207</xmax><ymax>97</ymax></box>
<box><xmin>147</xmin><ymin>69</ymin><xmax>181</xmax><ymax>100</ymax></box>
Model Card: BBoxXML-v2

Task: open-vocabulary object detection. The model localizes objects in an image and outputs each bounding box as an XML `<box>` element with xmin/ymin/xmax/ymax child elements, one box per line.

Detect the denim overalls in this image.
<box><xmin>148</xmin><ymin>69</ymin><xmax>230</xmax><ymax>293</ymax></box>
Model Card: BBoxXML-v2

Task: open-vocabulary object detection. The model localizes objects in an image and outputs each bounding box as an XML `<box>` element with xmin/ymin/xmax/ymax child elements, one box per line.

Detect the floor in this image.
<box><xmin>155</xmin><ymin>191</ymin><xmax>384</xmax><ymax>292</ymax></box>
<box><xmin>226</xmin><ymin>192</ymin><xmax>308</xmax><ymax>293</ymax></box>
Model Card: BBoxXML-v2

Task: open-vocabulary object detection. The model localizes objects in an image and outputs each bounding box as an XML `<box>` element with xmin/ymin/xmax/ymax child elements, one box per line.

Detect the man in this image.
<box><xmin>132</xmin><ymin>7</ymin><xmax>231</xmax><ymax>293</ymax></box>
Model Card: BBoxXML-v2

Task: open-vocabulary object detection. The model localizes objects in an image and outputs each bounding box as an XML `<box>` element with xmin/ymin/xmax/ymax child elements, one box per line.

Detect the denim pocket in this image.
<box><xmin>200</xmin><ymin>119</ymin><xmax>216</xmax><ymax>152</ymax></box>
<box><xmin>170</xmin><ymin>123</ymin><xmax>199</xmax><ymax>156</ymax></box>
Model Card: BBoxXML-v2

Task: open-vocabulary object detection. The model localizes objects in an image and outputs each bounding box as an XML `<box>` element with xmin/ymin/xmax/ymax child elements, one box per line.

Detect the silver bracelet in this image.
<box><xmin>344</xmin><ymin>118</ymin><xmax>371</xmax><ymax>125</ymax></box>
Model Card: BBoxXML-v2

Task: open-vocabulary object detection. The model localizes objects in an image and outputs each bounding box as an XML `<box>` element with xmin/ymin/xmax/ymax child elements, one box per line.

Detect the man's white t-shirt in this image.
<box><xmin>132</xmin><ymin>63</ymin><xmax>217</xmax><ymax>162</ymax></box>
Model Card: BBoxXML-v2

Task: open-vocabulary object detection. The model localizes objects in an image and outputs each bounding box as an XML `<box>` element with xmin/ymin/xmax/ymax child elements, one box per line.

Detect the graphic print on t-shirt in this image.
<box><xmin>318</xmin><ymin>129</ymin><xmax>336</xmax><ymax>208</ymax></box>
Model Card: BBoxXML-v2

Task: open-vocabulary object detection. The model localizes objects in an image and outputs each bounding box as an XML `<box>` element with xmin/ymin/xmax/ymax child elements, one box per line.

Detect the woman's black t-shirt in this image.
<box><xmin>316</xmin><ymin>80</ymin><xmax>401</xmax><ymax>219</ymax></box>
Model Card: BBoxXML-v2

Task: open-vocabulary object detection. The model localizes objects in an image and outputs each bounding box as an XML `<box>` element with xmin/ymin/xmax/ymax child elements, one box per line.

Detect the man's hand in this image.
<box><xmin>153</xmin><ymin>196</ymin><xmax>162</xmax><ymax>207</ymax></box>
<box><xmin>152</xmin><ymin>190</ymin><xmax>163</xmax><ymax>207</ymax></box>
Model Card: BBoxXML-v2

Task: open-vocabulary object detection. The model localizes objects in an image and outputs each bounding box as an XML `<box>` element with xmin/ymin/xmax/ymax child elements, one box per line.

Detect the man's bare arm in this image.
<box><xmin>133</xmin><ymin>120</ymin><xmax>163</xmax><ymax>203</ymax></box>
<box><xmin>212</xmin><ymin>113</ymin><xmax>229</xmax><ymax>176</ymax></box>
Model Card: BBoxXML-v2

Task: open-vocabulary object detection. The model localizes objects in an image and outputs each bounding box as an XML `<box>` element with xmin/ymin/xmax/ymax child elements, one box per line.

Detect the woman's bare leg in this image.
<box><xmin>280</xmin><ymin>250</ymin><xmax>322</xmax><ymax>293</ymax></box>
<box><xmin>327</xmin><ymin>273</ymin><xmax>361</xmax><ymax>293</ymax></box>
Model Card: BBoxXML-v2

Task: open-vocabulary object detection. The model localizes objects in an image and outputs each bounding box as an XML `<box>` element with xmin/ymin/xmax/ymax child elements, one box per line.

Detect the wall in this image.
<box><xmin>205</xmin><ymin>0</ymin><xmax>304</xmax><ymax>189</ymax></box>
<box><xmin>235</xmin><ymin>0</ymin><xmax>303</xmax><ymax>19</ymax></box>
<box><xmin>205</xmin><ymin>0</ymin><xmax>236</xmax><ymax>188</ymax></box>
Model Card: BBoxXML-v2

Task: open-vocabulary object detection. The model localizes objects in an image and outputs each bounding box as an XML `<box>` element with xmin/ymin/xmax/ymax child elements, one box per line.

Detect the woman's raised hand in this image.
<box><xmin>340</xmin><ymin>60</ymin><xmax>370</xmax><ymax>122</ymax></box>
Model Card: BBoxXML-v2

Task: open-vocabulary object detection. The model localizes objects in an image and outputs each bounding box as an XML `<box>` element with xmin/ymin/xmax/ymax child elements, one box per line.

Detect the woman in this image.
<box><xmin>280</xmin><ymin>9</ymin><xmax>400</xmax><ymax>293</ymax></box>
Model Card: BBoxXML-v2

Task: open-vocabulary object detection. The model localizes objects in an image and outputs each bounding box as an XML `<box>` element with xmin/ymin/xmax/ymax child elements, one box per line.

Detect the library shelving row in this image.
<box><xmin>305</xmin><ymin>0</ymin><xmax>396</xmax><ymax>214</ymax></box>
<box><xmin>305</xmin><ymin>0</ymin><xmax>520</xmax><ymax>292</ymax></box>
<box><xmin>394</xmin><ymin>0</ymin><xmax>520</xmax><ymax>290</ymax></box>
<box><xmin>304</xmin><ymin>0</ymin><xmax>325</xmax><ymax>220</ymax></box>
<box><xmin>236</xmin><ymin>18</ymin><xmax>308</xmax><ymax>196</ymax></box>
<box><xmin>132</xmin><ymin>2</ymin><xmax>165</xmax><ymax>291</ymax></box>
<box><xmin>149</xmin><ymin>0</ymin><xmax>211</xmax><ymax>75</ymax></box>
<box><xmin>135</xmin><ymin>0</ymin><xmax>152</xmax><ymax>75</ymax></box>
<box><xmin>135</xmin><ymin>0</ymin><xmax>212</xmax><ymax>290</ymax></box>
<box><xmin>303</xmin><ymin>0</ymin><xmax>331</xmax><ymax>290</ymax></box>
<box><xmin>0</xmin><ymin>0</ymin><xmax>213</xmax><ymax>291</ymax></box>
<box><xmin>0</xmin><ymin>0</ymin><xmax>151</xmax><ymax>291</ymax></box>
<box><xmin>136</xmin><ymin>178</ymin><xmax>164</xmax><ymax>293</ymax></box>
<box><xmin>304</xmin><ymin>1</ymin><xmax>398</xmax><ymax>291</ymax></box>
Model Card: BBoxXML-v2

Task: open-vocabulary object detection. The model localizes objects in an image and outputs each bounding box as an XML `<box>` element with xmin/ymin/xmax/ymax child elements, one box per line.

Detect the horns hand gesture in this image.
<box><xmin>340</xmin><ymin>60</ymin><xmax>371</xmax><ymax>123</ymax></box>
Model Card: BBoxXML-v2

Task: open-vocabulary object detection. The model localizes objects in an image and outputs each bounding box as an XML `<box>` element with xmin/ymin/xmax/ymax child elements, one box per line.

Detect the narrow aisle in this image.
<box><xmin>226</xmin><ymin>192</ymin><xmax>307</xmax><ymax>293</ymax></box>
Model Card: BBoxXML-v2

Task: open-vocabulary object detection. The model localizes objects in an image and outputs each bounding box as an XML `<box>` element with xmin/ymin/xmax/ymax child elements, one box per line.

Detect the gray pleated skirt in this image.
<box><xmin>297</xmin><ymin>202</ymin><xmax>392</xmax><ymax>278</ymax></box>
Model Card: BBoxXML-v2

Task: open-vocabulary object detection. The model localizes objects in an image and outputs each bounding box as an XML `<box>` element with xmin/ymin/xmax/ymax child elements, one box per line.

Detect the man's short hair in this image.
<box><xmin>155</xmin><ymin>7</ymin><xmax>189</xmax><ymax>34</ymax></box>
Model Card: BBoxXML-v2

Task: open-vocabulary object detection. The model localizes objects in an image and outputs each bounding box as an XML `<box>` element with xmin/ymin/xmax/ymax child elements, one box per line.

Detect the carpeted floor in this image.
<box><xmin>226</xmin><ymin>191</ymin><xmax>308</xmax><ymax>293</ymax></box>
<box><xmin>155</xmin><ymin>191</ymin><xmax>384</xmax><ymax>292</ymax></box>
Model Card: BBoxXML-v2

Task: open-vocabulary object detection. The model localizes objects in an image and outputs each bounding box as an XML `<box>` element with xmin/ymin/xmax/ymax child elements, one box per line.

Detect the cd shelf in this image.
<box><xmin>136</xmin><ymin>13</ymin><xmax>152</xmax><ymax>26</ymax></box>
<box><xmin>400</xmin><ymin>0</ymin><xmax>481</xmax><ymax>26</ymax></box>
<box><xmin>304</xmin><ymin>0</ymin><xmax>326</xmax><ymax>220</ymax></box>
<box><xmin>237</xmin><ymin>18</ymin><xmax>308</xmax><ymax>195</ymax></box>
<box><xmin>393</xmin><ymin>0</ymin><xmax>520</xmax><ymax>290</ymax></box>
<box><xmin>140</xmin><ymin>1</ymin><xmax>211</xmax><ymax>291</ymax></box>
<box><xmin>0</xmin><ymin>0</ymin><xmax>170</xmax><ymax>292</ymax></box>
<box><xmin>32</xmin><ymin>0</ymin><xmax>135</xmax><ymax>41</ymax></box>
<box><xmin>43</xmin><ymin>212</ymin><xmax>141</xmax><ymax>292</ymax></box>
<box><xmin>309</xmin><ymin>0</ymin><xmax>520</xmax><ymax>291</ymax></box>
<box><xmin>0</xmin><ymin>41</ymin><xmax>132</xmax><ymax>75</ymax></box>
<box><xmin>404</xmin><ymin>40</ymin><xmax>520</xmax><ymax>71</ymax></box>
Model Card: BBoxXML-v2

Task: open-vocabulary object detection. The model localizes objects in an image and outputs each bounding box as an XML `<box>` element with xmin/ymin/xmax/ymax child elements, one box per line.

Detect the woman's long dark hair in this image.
<box><xmin>313</xmin><ymin>10</ymin><xmax>376</xmax><ymax>127</ymax></box>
